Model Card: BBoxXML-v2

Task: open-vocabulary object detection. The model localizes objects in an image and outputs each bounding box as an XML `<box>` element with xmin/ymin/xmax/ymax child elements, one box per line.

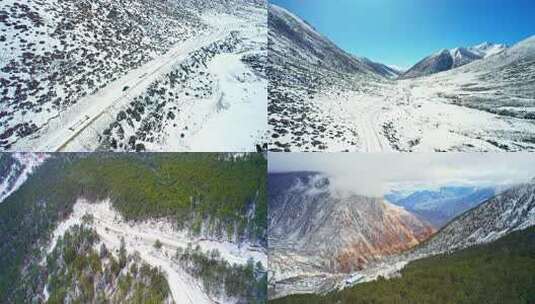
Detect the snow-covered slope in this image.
<box><xmin>269</xmin><ymin>5</ymin><xmax>398</xmax><ymax>79</ymax></box>
<box><xmin>1</xmin><ymin>0</ymin><xmax>267</xmax><ymax>152</ymax></box>
<box><xmin>268</xmin><ymin>172</ymin><xmax>434</xmax><ymax>298</ymax></box>
<box><xmin>402</xmin><ymin>42</ymin><xmax>507</xmax><ymax>79</ymax></box>
<box><xmin>470</xmin><ymin>42</ymin><xmax>508</xmax><ymax>57</ymax></box>
<box><xmin>268</xmin><ymin>4</ymin><xmax>398</xmax><ymax>152</ymax></box>
<box><xmin>456</xmin><ymin>36</ymin><xmax>535</xmax><ymax>72</ymax></box>
<box><xmin>269</xmin><ymin>5</ymin><xmax>376</xmax><ymax>76</ymax></box>
<box><xmin>0</xmin><ymin>153</ymin><xmax>47</xmax><ymax>203</ymax></box>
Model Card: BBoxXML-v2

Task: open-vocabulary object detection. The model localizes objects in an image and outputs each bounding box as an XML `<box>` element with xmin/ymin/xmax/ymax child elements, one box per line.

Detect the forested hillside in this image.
<box><xmin>178</xmin><ymin>244</ymin><xmax>267</xmax><ymax>303</ymax></box>
<box><xmin>0</xmin><ymin>153</ymin><xmax>266</xmax><ymax>303</ymax></box>
<box><xmin>46</xmin><ymin>222</ymin><xmax>172</xmax><ymax>303</ymax></box>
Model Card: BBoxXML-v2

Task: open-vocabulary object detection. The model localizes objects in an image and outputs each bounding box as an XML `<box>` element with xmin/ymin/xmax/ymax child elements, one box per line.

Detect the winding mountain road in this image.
<box><xmin>47</xmin><ymin>199</ymin><xmax>266</xmax><ymax>304</ymax></box>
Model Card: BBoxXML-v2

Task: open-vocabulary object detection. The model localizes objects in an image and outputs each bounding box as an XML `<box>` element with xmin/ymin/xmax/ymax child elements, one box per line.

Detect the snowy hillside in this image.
<box><xmin>0</xmin><ymin>152</ymin><xmax>47</xmax><ymax>203</ymax></box>
<box><xmin>269</xmin><ymin>5</ymin><xmax>376</xmax><ymax>75</ymax></box>
<box><xmin>268</xmin><ymin>4</ymin><xmax>535</xmax><ymax>152</ymax></box>
<box><xmin>470</xmin><ymin>42</ymin><xmax>508</xmax><ymax>57</ymax></box>
<box><xmin>1</xmin><ymin>0</ymin><xmax>267</xmax><ymax>152</ymax></box>
<box><xmin>268</xmin><ymin>172</ymin><xmax>434</xmax><ymax>299</ymax></box>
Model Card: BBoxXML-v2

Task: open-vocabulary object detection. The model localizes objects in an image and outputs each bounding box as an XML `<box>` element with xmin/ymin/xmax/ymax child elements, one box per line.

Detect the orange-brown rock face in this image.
<box><xmin>333</xmin><ymin>202</ymin><xmax>436</xmax><ymax>273</ymax></box>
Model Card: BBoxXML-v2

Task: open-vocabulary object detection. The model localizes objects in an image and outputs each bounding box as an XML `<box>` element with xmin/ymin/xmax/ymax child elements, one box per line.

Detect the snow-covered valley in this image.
<box><xmin>268</xmin><ymin>4</ymin><xmax>535</xmax><ymax>152</ymax></box>
<box><xmin>45</xmin><ymin>198</ymin><xmax>267</xmax><ymax>304</ymax></box>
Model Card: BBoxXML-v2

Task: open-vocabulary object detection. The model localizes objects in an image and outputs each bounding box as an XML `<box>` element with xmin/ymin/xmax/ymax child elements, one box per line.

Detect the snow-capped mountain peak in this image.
<box><xmin>385</xmin><ymin>64</ymin><xmax>407</xmax><ymax>74</ymax></box>
<box><xmin>402</xmin><ymin>42</ymin><xmax>508</xmax><ymax>78</ymax></box>
<box><xmin>470</xmin><ymin>42</ymin><xmax>507</xmax><ymax>57</ymax></box>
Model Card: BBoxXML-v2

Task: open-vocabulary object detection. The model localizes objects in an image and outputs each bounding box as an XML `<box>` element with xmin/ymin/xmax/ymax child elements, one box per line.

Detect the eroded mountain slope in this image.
<box><xmin>268</xmin><ymin>178</ymin><xmax>535</xmax><ymax>300</ymax></box>
<box><xmin>268</xmin><ymin>172</ymin><xmax>434</xmax><ymax>298</ymax></box>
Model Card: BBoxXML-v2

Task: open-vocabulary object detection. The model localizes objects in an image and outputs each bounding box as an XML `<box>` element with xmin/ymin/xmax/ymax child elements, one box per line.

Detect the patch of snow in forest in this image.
<box><xmin>45</xmin><ymin>198</ymin><xmax>266</xmax><ymax>304</ymax></box>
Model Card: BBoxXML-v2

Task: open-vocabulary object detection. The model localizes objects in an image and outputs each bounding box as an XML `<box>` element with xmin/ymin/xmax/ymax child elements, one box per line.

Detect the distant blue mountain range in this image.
<box><xmin>385</xmin><ymin>186</ymin><xmax>496</xmax><ymax>228</ymax></box>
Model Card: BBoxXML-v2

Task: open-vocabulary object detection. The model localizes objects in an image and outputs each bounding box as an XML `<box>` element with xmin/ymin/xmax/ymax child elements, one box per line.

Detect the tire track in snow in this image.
<box><xmin>348</xmin><ymin>95</ymin><xmax>393</xmax><ymax>153</ymax></box>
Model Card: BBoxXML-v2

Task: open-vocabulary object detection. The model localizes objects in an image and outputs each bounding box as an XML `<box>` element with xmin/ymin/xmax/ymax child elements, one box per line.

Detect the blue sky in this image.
<box><xmin>271</xmin><ymin>0</ymin><xmax>535</xmax><ymax>69</ymax></box>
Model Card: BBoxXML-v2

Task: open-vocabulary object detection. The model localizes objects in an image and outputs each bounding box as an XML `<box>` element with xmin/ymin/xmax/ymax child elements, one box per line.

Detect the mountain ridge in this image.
<box><xmin>269</xmin><ymin>4</ymin><xmax>399</xmax><ymax>79</ymax></box>
<box><xmin>411</xmin><ymin>180</ymin><xmax>535</xmax><ymax>257</ymax></box>
<box><xmin>401</xmin><ymin>42</ymin><xmax>508</xmax><ymax>79</ymax></box>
